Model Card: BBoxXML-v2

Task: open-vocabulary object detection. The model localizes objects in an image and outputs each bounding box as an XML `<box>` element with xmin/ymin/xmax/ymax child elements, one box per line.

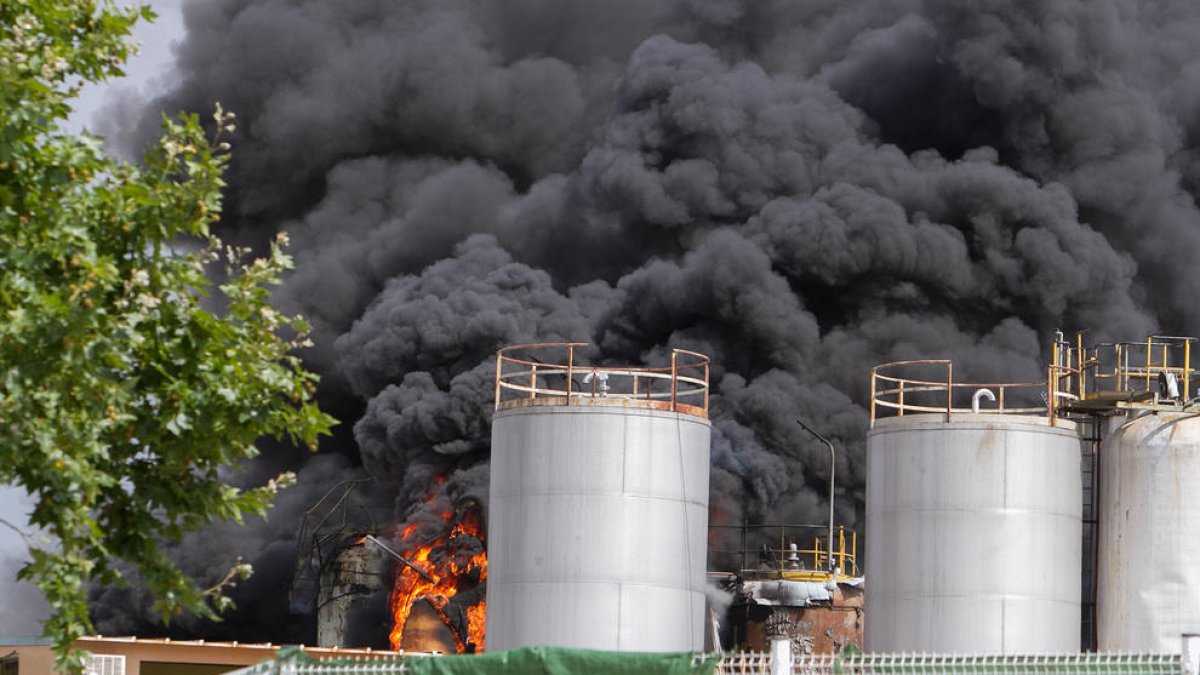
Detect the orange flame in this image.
<box><xmin>388</xmin><ymin>500</ymin><xmax>487</xmax><ymax>653</ymax></box>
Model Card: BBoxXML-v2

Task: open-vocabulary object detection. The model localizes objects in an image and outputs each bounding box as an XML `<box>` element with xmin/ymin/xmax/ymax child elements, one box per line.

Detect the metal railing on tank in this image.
<box><xmin>709</xmin><ymin>524</ymin><xmax>859</xmax><ymax>581</ymax></box>
<box><xmin>493</xmin><ymin>343</ymin><xmax>711</xmax><ymax>418</ymax></box>
<box><xmin>1053</xmin><ymin>333</ymin><xmax>1200</xmax><ymax>404</ymax></box>
<box><xmin>870</xmin><ymin>359</ymin><xmax>1076</xmax><ymax>426</ymax></box>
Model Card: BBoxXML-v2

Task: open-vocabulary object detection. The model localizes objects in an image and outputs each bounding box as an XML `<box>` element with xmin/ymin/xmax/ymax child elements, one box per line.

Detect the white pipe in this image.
<box><xmin>972</xmin><ymin>388</ymin><xmax>996</xmax><ymax>413</ymax></box>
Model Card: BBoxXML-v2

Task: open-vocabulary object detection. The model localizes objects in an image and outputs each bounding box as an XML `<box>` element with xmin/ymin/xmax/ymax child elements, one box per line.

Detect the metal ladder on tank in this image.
<box><xmin>1079</xmin><ymin>414</ymin><xmax>1102</xmax><ymax>651</ymax></box>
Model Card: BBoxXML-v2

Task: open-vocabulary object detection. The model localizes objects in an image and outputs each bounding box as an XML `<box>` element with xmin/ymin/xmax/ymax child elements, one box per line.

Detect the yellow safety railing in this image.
<box><xmin>871</xmin><ymin>334</ymin><xmax>1200</xmax><ymax>423</ymax></box>
<box><xmin>1051</xmin><ymin>334</ymin><xmax>1200</xmax><ymax>405</ymax></box>
<box><xmin>710</xmin><ymin>524</ymin><xmax>859</xmax><ymax>581</ymax></box>
<box><xmin>493</xmin><ymin>343</ymin><xmax>710</xmax><ymax>418</ymax></box>
<box><xmin>870</xmin><ymin>359</ymin><xmax>1072</xmax><ymax>425</ymax></box>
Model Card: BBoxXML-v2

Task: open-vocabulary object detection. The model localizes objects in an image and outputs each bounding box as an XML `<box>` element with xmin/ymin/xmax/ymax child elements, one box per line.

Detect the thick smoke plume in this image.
<box><xmin>90</xmin><ymin>0</ymin><xmax>1200</xmax><ymax>642</ymax></box>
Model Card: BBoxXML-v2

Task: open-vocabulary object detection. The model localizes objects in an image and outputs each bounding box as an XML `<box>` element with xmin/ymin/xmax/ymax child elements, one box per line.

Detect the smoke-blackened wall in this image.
<box><xmin>91</xmin><ymin>0</ymin><xmax>1200</xmax><ymax>640</ymax></box>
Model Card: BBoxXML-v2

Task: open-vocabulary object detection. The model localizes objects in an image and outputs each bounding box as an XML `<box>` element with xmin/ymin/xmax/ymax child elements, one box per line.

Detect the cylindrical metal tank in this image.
<box><xmin>486</xmin><ymin>403</ymin><xmax>711</xmax><ymax>651</ymax></box>
<box><xmin>317</xmin><ymin>539</ymin><xmax>387</xmax><ymax>648</ymax></box>
<box><xmin>866</xmin><ymin>413</ymin><xmax>1081</xmax><ymax>653</ymax></box>
<box><xmin>1098</xmin><ymin>412</ymin><xmax>1200</xmax><ymax>652</ymax></box>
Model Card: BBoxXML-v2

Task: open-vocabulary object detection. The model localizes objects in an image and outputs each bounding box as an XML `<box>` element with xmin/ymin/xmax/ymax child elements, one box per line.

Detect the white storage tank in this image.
<box><xmin>1097</xmin><ymin>412</ymin><xmax>1200</xmax><ymax>652</ymax></box>
<box><xmin>866</xmin><ymin>361</ymin><xmax>1081</xmax><ymax>653</ymax></box>
<box><xmin>485</xmin><ymin>344</ymin><xmax>712</xmax><ymax>652</ymax></box>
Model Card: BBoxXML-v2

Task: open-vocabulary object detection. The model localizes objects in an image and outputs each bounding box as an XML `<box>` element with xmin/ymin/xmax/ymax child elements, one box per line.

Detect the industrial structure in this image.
<box><xmin>711</xmin><ymin>524</ymin><xmax>863</xmax><ymax>655</ymax></box>
<box><xmin>486</xmin><ymin>343</ymin><xmax>712</xmax><ymax>652</ymax></box>
<box><xmin>866</xmin><ymin>360</ymin><xmax>1081</xmax><ymax>653</ymax></box>
<box><xmin>316</xmin><ymin>538</ymin><xmax>387</xmax><ymax>648</ymax></box>
<box><xmin>274</xmin><ymin>333</ymin><xmax>1200</xmax><ymax>660</ymax></box>
<box><xmin>865</xmin><ymin>334</ymin><xmax>1200</xmax><ymax>655</ymax></box>
<box><xmin>1051</xmin><ymin>335</ymin><xmax>1200</xmax><ymax>653</ymax></box>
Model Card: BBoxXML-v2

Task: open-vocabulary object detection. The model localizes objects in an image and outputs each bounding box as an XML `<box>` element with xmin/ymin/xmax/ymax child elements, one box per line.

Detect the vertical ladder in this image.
<box><xmin>1079</xmin><ymin>414</ymin><xmax>1102</xmax><ymax>651</ymax></box>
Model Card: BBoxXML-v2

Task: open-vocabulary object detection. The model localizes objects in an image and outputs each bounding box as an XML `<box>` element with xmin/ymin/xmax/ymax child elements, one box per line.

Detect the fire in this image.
<box><xmin>388</xmin><ymin>498</ymin><xmax>487</xmax><ymax>653</ymax></box>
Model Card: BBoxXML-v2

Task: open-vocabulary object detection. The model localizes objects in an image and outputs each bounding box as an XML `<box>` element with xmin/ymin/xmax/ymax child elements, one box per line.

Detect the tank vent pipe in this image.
<box><xmin>972</xmin><ymin>388</ymin><xmax>996</xmax><ymax>413</ymax></box>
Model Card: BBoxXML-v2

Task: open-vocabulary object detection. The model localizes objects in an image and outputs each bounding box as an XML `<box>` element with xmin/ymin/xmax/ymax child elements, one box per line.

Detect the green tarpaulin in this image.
<box><xmin>404</xmin><ymin>646</ymin><xmax>718</xmax><ymax>675</ymax></box>
<box><xmin>246</xmin><ymin>646</ymin><xmax>718</xmax><ymax>675</ymax></box>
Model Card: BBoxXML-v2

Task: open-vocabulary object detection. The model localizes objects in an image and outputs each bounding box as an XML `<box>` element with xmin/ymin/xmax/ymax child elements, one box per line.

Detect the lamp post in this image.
<box><xmin>795</xmin><ymin>419</ymin><xmax>836</xmax><ymax>572</ymax></box>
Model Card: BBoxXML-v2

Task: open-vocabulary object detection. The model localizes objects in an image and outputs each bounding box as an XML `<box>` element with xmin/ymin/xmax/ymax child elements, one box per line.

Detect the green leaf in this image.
<box><xmin>0</xmin><ymin>3</ymin><xmax>337</xmax><ymax>672</ymax></box>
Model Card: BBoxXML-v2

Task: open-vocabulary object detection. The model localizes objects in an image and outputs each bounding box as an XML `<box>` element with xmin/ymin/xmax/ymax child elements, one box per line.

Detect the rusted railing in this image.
<box><xmin>493</xmin><ymin>343</ymin><xmax>710</xmax><ymax>418</ymax></box>
<box><xmin>870</xmin><ymin>359</ymin><xmax>1073</xmax><ymax>425</ymax></box>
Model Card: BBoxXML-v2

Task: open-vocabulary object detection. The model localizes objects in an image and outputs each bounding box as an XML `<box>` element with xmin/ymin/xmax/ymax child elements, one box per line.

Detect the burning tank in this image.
<box><xmin>386</xmin><ymin>496</ymin><xmax>488</xmax><ymax>653</ymax></box>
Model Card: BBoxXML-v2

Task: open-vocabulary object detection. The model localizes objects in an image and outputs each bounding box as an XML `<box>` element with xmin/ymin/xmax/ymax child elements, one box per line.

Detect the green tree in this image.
<box><xmin>0</xmin><ymin>1</ymin><xmax>335</xmax><ymax>671</ymax></box>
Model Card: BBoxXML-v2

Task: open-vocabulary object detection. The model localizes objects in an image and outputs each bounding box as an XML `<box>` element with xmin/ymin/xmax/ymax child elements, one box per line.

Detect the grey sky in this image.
<box><xmin>0</xmin><ymin>0</ymin><xmax>185</xmax><ymax>637</ymax></box>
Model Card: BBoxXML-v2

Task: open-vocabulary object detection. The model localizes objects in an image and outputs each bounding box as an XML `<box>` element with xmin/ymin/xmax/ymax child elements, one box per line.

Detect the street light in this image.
<box><xmin>795</xmin><ymin>419</ymin><xmax>836</xmax><ymax>573</ymax></box>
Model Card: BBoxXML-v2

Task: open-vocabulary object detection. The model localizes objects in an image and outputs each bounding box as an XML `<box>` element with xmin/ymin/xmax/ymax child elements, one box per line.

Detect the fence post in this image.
<box><xmin>769</xmin><ymin>637</ymin><xmax>793</xmax><ymax>675</ymax></box>
<box><xmin>1184</xmin><ymin>633</ymin><xmax>1200</xmax><ymax>675</ymax></box>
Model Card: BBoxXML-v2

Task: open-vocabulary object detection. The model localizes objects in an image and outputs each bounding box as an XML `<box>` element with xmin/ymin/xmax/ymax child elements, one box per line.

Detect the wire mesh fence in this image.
<box><xmin>715</xmin><ymin>652</ymin><xmax>1186</xmax><ymax>675</ymax></box>
<box><xmin>279</xmin><ymin>659</ymin><xmax>412</xmax><ymax>675</ymax></box>
<box><xmin>229</xmin><ymin>650</ymin><xmax>1188</xmax><ymax>675</ymax></box>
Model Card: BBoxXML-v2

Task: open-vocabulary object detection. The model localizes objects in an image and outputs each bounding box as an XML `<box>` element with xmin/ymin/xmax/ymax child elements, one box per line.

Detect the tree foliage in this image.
<box><xmin>0</xmin><ymin>1</ymin><xmax>335</xmax><ymax>671</ymax></box>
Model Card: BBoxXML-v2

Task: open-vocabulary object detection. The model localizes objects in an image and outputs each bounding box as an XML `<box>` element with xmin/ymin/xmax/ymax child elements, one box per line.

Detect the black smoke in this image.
<box><xmin>91</xmin><ymin>0</ymin><xmax>1200</xmax><ymax>642</ymax></box>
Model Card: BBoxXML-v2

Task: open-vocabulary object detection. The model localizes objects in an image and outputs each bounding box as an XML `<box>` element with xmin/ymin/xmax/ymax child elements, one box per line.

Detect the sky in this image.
<box><xmin>0</xmin><ymin>0</ymin><xmax>185</xmax><ymax>637</ymax></box>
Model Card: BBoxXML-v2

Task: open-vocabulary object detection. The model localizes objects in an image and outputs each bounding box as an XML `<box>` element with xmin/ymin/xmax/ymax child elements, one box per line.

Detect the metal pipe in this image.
<box><xmin>494</xmin><ymin>352</ymin><xmax>503</xmax><ymax>410</ymax></box>
<box><xmin>795</xmin><ymin>419</ymin><xmax>836</xmax><ymax>572</ymax></box>
<box><xmin>972</xmin><ymin>388</ymin><xmax>996</xmax><ymax>413</ymax></box>
<box><xmin>1078</xmin><ymin>332</ymin><xmax>1085</xmax><ymax>399</ymax></box>
<box><xmin>363</xmin><ymin>535</ymin><xmax>435</xmax><ymax>584</ymax></box>
<box><xmin>1146</xmin><ymin>337</ymin><xmax>1152</xmax><ymax>391</ymax></box>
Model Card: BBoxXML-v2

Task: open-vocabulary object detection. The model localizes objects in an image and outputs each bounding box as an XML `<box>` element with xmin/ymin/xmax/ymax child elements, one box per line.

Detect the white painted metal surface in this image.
<box><xmin>1098</xmin><ymin>411</ymin><xmax>1200</xmax><ymax>652</ymax></box>
<box><xmin>486</xmin><ymin>403</ymin><xmax>711</xmax><ymax>652</ymax></box>
<box><xmin>866</xmin><ymin>413</ymin><xmax>1081</xmax><ymax>653</ymax></box>
<box><xmin>317</xmin><ymin>542</ymin><xmax>386</xmax><ymax>647</ymax></box>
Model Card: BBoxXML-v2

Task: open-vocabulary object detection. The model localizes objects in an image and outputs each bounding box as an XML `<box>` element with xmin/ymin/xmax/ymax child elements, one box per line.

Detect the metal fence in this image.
<box><xmin>230</xmin><ymin>651</ymin><xmax>1190</xmax><ymax>675</ymax></box>
<box><xmin>718</xmin><ymin>652</ymin><xmax>1186</xmax><ymax>675</ymax></box>
<box><xmin>278</xmin><ymin>660</ymin><xmax>411</xmax><ymax>675</ymax></box>
<box><xmin>82</xmin><ymin>655</ymin><xmax>126</xmax><ymax>675</ymax></box>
